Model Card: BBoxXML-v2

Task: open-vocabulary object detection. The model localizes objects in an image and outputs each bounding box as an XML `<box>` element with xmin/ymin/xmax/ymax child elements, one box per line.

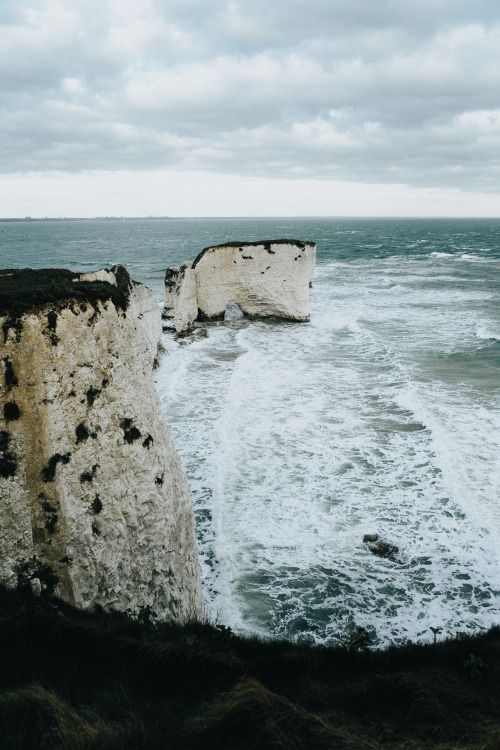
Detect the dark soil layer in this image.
<box><xmin>0</xmin><ymin>266</ymin><xmax>132</xmax><ymax>323</ymax></box>
<box><xmin>192</xmin><ymin>239</ymin><xmax>314</xmax><ymax>267</ymax></box>
<box><xmin>1</xmin><ymin>588</ymin><xmax>500</xmax><ymax>749</ymax></box>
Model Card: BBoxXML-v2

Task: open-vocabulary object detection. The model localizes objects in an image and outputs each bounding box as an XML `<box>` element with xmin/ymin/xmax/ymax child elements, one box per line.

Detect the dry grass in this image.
<box><xmin>1</xmin><ymin>587</ymin><xmax>500</xmax><ymax>749</ymax></box>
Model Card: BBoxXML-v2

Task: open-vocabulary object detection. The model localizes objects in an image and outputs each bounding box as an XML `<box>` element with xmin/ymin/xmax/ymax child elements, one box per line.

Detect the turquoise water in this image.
<box><xmin>2</xmin><ymin>217</ymin><xmax>500</xmax><ymax>646</ymax></box>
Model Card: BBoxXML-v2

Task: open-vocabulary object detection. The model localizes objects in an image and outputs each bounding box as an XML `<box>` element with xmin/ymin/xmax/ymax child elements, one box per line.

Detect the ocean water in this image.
<box><xmin>2</xmin><ymin>217</ymin><xmax>500</xmax><ymax>647</ymax></box>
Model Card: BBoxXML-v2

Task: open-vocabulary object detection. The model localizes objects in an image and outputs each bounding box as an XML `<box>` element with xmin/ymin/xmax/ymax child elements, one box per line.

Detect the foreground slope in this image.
<box><xmin>1</xmin><ymin>588</ymin><xmax>500</xmax><ymax>749</ymax></box>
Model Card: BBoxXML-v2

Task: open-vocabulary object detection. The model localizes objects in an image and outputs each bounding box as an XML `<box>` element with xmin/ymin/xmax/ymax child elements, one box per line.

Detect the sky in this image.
<box><xmin>1</xmin><ymin>0</ymin><xmax>500</xmax><ymax>217</ymax></box>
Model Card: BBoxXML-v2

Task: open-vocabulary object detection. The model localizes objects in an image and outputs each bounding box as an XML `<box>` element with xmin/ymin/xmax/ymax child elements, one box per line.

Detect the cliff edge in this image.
<box><xmin>0</xmin><ymin>266</ymin><xmax>204</xmax><ymax>622</ymax></box>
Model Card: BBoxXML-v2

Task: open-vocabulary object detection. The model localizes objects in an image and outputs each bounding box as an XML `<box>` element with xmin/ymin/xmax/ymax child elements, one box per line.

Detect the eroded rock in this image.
<box><xmin>164</xmin><ymin>261</ymin><xmax>197</xmax><ymax>334</ymax></box>
<box><xmin>363</xmin><ymin>534</ymin><xmax>401</xmax><ymax>563</ymax></box>
<box><xmin>165</xmin><ymin>239</ymin><xmax>316</xmax><ymax>332</ymax></box>
<box><xmin>0</xmin><ymin>266</ymin><xmax>204</xmax><ymax>623</ymax></box>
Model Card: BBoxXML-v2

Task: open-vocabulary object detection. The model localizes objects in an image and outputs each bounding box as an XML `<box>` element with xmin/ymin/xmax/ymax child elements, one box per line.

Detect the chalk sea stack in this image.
<box><xmin>0</xmin><ymin>266</ymin><xmax>204</xmax><ymax>622</ymax></box>
<box><xmin>164</xmin><ymin>239</ymin><xmax>316</xmax><ymax>332</ymax></box>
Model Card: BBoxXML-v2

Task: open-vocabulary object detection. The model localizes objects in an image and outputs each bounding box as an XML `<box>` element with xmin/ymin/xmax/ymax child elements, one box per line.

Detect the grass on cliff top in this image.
<box><xmin>192</xmin><ymin>238</ymin><xmax>315</xmax><ymax>267</ymax></box>
<box><xmin>0</xmin><ymin>267</ymin><xmax>130</xmax><ymax>321</ymax></box>
<box><xmin>1</xmin><ymin>587</ymin><xmax>500</xmax><ymax>750</ymax></box>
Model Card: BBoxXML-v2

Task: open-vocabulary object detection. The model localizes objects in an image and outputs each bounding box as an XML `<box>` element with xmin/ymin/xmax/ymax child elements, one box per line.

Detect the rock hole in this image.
<box><xmin>224</xmin><ymin>303</ymin><xmax>245</xmax><ymax>321</ymax></box>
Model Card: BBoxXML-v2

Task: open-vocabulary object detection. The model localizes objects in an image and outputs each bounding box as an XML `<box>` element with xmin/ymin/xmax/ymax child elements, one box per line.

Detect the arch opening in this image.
<box><xmin>224</xmin><ymin>302</ymin><xmax>245</xmax><ymax>321</ymax></box>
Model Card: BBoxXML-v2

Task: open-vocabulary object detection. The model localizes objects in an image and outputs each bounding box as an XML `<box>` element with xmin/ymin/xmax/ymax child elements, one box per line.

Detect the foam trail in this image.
<box><xmin>156</xmin><ymin>250</ymin><xmax>500</xmax><ymax>646</ymax></box>
<box><xmin>476</xmin><ymin>322</ymin><xmax>500</xmax><ymax>341</ymax></box>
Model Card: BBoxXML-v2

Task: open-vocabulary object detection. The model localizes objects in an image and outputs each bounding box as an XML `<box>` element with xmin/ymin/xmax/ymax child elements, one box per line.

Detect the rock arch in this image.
<box><xmin>164</xmin><ymin>239</ymin><xmax>316</xmax><ymax>332</ymax></box>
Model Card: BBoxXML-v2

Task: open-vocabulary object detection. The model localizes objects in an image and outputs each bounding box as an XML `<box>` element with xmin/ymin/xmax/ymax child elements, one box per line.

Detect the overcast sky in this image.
<box><xmin>1</xmin><ymin>0</ymin><xmax>500</xmax><ymax>217</ymax></box>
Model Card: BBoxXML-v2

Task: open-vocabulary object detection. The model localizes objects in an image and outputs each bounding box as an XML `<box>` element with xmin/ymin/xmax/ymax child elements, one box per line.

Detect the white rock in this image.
<box><xmin>163</xmin><ymin>261</ymin><xmax>197</xmax><ymax>334</ymax></box>
<box><xmin>164</xmin><ymin>239</ymin><xmax>316</xmax><ymax>331</ymax></box>
<box><xmin>0</xmin><ymin>266</ymin><xmax>204</xmax><ymax>623</ymax></box>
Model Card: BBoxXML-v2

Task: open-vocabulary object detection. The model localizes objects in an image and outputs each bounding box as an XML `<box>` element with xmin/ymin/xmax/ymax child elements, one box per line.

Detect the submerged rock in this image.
<box><xmin>224</xmin><ymin>302</ymin><xmax>245</xmax><ymax>321</ymax></box>
<box><xmin>0</xmin><ymin>266</ymin><xmax>204</xmax><ymax>622</ymax></box>
<box><xmin>363</xmin><ymin>534</ymin><xmax>401</xmax><ymax>563</ymax></box>
<box><xmin>175</xmin><ymin>327</ymin><xmax>208</xmax><ymax>343</ymax></box>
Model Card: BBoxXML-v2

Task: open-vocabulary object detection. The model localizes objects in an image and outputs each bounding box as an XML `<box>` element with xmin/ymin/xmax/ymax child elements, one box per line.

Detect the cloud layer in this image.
<box><xmin>1</xmin><ymin>0</ymin><xmax>500</xmax><ymax>194</ymax></box>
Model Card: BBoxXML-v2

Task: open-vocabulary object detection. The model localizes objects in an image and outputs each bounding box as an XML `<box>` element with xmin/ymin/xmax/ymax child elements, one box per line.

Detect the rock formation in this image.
<box><xmin>363</xmin><ymin>534</ymin><xmax>401</xmax><ymax>564</ymax></box>
<box><xmin>164</xmin><ymin>261</ymin><xmax>198</xmax><ymax>334</ymax></box>
<box><xmin>164</xmin><ymin>239</ymin><xmax>316</xmax><ymax>332</ymax></box>
<box><xmin>0</xmin><ymin>266</ymin><xmax>204</xmax><ymax>622</ymax></box>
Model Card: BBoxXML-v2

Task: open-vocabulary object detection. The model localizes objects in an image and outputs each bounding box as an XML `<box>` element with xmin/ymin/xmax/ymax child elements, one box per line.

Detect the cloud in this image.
<box><xmin>1</xmin><ymin>0</ymin><xmax>500</xmax><ymax>200</ymax></box>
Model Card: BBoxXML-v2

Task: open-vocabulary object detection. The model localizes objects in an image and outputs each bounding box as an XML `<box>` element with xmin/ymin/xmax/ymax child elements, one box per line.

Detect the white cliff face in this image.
<box><xmin>164</xmin><ymin>240</ymin><xmax>316</xmax><ymax>330</ymax></box>
<box><xmin>164</xmin><ymin>262</ymin><xmax>197</xmax><ymax>333</ymax></box>
<box><xmin>194</xmin><ymin>240</ymin><xmax>316</xmax><ymax>321</ymax></box>
<box><xmin>0</xmin><ymin>267</ymin><xmax>204</xmax><ymax>622</ymax></box>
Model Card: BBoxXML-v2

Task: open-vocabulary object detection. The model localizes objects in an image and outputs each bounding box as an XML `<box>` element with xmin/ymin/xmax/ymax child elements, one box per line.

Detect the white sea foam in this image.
<box><xmin>458</xmin><ymin>253</ymin><xmax>494</xmax><ymax>263</ymax></box>
<box><xmin>476</xmin><ymin>323</ymin><xmax>500</xmax><ymax>341</ymax></box>
<box><xmin>156</xmin><ymin>253</ymin><xmax>500</xmax><ymax>647</ymax></box>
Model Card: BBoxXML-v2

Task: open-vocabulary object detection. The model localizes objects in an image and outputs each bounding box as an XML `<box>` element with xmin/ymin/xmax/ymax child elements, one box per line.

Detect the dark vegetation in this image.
<box><xmin>85</xmin><ymin>379</ymin><xmax>108</xmax><ymax>407</ymax></box>
<box><xmin>120</xmin><ymin>417</ymin><xmax>142</xmax><ymax>444</ymax></box>
<box><xmin>44</xmin><ymin>310</ymin><xmax>60</xmax><ymax>345</ymax></box>
<box><xmin>39</xmin><ymin>493</ymin><xmax>59</xmax><ymax>536</ymax></box>
<box><xmin>165</xmin><ymin>267</ymin><xmax>180</xmax><ymax>290</ymax></box>
<box><xmin>4</xmin><ymin>401</ymin><xmax>21</xmax><ymax>420</ymax></box>
<box><xmin>75</xmin><ymin>423</ymin><xmax>89</xmax><ymax>444</ymax></box>
<box><xmin>79</xmin><ymin>464</ymin><xmax>98</xmax><ymax>483</ymax></box>
<box><xmin>0</xmin><ymin>267</ymin><xmax>133</xmax><ymax>338</ymax></box>
<box><xmin>4</xmin><ymin>357</ymin><xmax>18</xmax><ymax>388</ymax></box>
<box><xmin>13</xmin><ymin>560</ymin><xmax>59</xmax><ymax>597</ymax></box>
<box><xmin>91</xmin><ymin>494</ymin><xmax>102</xmax><ymax>514</ymax></box>
<box><xmin>0</xmin><ymin>429</ymin><xmax>17</xmax><ymax>478</ymax></box>
<box><xmin>192</xmin><ymin>239</ymin><xmax>314</xmax><ymax>267</ymax></box>
<box><xmin>41</xmin><ymin>453</ymin><xmax>71</xmax><ymax>483</ymax></box>
<box><xmin>1</xmin><ymin>587</ymin><xmax>500</xmax><ymax>749</ymax></box>
<box><xmin>46</xmin><ymin>310</ymin><xmax>58</xmax><ymax>331</ymax></box>
<box><xmin>85</xmin><ymin>386</ymin><xmax>102</xmax><ymax>407</ymax></box>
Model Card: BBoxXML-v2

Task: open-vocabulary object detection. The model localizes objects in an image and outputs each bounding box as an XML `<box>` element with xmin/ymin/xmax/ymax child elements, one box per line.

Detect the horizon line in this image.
<box><xmin>2</xmin><ymin>215</ymin><xmax>500</xmax><ymax>222</ymax></box>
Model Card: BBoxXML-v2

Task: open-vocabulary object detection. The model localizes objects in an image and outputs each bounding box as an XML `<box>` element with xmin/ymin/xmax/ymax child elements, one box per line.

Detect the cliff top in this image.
<box><xmin>0</xmin><ymin>266</ymin><xmax>132</xmax><ymax>322</ymax></box>
<box><xmin>192</xmin><ymin>239</ymin><xmax>315</xmax><ymax>268</ymax></box>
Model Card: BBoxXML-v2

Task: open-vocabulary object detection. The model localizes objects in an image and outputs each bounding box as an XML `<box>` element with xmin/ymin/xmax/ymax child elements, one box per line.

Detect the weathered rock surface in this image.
<box><xmin>0</xmin><ymin>266</ymin><xmax>204</xmax><ymax>622</ymax></box>
<box><xmin>164</xmin><ymin>239</ymin><xmax>316</xmax><ymax>331</ymax></box>
<box><xmin>163</xmin><ymin>261</ymin><xmax>198</xmax><ymax>333</ymax></box>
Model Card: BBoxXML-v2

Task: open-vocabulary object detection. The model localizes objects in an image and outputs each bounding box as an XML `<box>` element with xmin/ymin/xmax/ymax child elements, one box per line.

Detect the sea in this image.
<box><xmin>1</xmin><ymin>217</ymin><xmax>499</xmax><ymax>648</ymax></box>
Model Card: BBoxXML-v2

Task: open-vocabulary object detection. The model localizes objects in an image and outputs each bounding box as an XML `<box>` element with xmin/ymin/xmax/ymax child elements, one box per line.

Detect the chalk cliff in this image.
<box><xmin>0</xmin><ymin>266</ymin><xmax>204</xmax><ymax>622</ymax></box>
<box><xmin>164</xmin><ymin>261</ymin><xmax>197</xmax><ymax>333</ymax></box>
<box><xmin>164</xmin><ymin>239</ymin><xmax>316</xmax><ymax>332</ymax></box>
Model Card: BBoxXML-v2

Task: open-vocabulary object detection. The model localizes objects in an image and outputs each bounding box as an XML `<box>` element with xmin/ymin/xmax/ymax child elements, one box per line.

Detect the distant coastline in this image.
<box><xmin>3</xmin><ymin>216</ymin><xmax>500</xmax><ymax>223</ymax></box>
<box><xmin>0</xmin><ymin>216</ymin><xmax>176</xmax><ymax>222</ymax></box>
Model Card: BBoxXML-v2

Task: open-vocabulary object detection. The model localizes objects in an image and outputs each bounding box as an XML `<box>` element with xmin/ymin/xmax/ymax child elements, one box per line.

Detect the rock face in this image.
<box><xmin>164</xmin><ymin>239</ymin><xmax>316</xmax><ymax>332</ymax></box>
<box><xmin>164</xmin><ymin>261</ymin><xmax>197</xmax><ymax>333</ymax></box>
<box><xmin>0</xmin><ymin>266</ymin><xmax>204</xmax><ymax>622</ymax></box>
